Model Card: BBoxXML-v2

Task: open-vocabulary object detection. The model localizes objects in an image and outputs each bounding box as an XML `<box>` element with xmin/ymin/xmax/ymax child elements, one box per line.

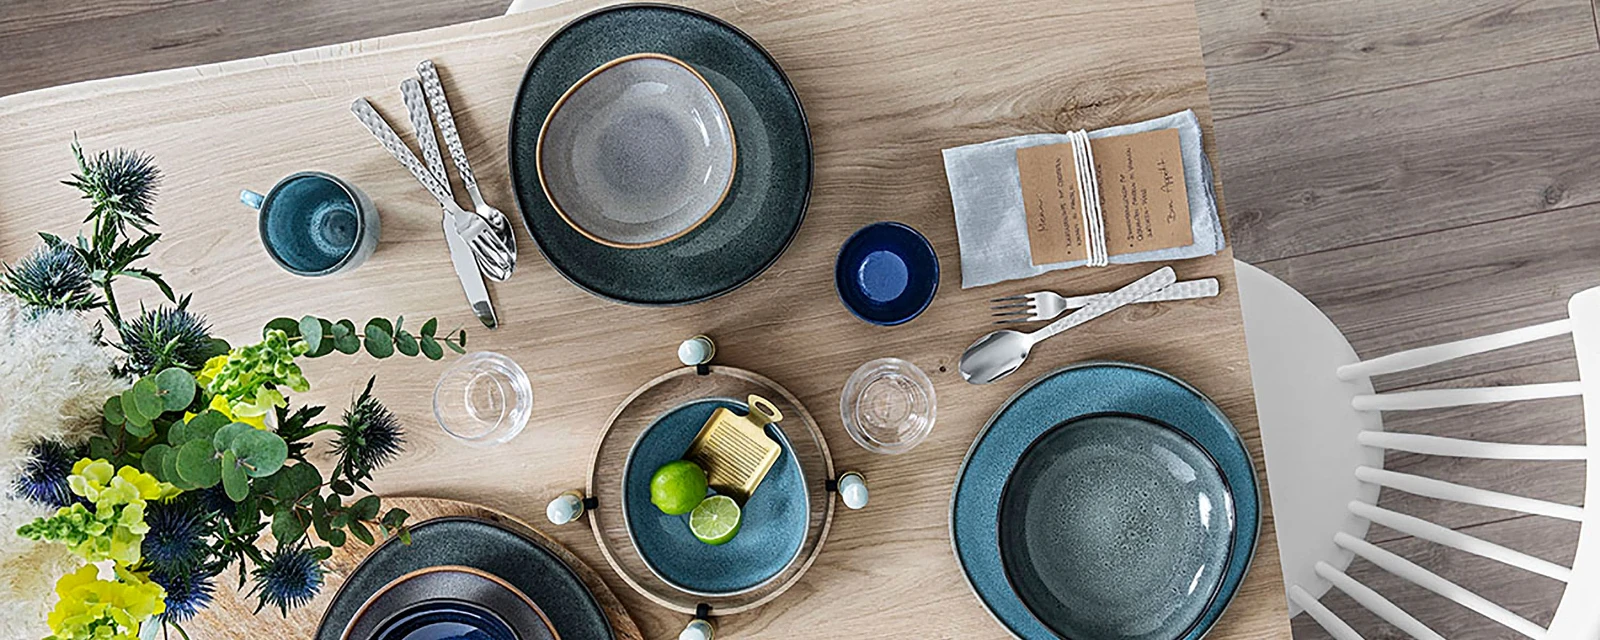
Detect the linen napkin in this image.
<box><xmin>942</xmin><ymin>110</ymin><xmax>1224</xmax><ymax>288</ymax></box>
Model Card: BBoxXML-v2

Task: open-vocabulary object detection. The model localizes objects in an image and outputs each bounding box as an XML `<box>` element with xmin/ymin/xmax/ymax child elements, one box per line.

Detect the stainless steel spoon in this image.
<box><xmin>959</xmin><ymin>266</ymin><xmax>1177</xmax><ymax>384</ymax></box>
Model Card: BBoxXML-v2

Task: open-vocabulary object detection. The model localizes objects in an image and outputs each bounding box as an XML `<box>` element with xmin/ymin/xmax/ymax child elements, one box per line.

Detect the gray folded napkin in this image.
<box><xmin>942</xmin><ymin>109</ymin><xmax>1224</xmax><ymax>288</ymax></box>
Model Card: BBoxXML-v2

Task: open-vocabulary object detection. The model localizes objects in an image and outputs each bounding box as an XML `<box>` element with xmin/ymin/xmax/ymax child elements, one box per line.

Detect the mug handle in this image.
<box><xmin>239</xmin><ymin>189</ymin><xmax>265</xmax><ymax>210</ymax></box>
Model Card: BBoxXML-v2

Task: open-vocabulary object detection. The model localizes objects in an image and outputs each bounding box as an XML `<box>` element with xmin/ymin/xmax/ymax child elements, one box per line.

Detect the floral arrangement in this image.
<box><xmin>0</xmin><ymin>142</ymin><xmax>466</xmax><ymax>639</ymax></box>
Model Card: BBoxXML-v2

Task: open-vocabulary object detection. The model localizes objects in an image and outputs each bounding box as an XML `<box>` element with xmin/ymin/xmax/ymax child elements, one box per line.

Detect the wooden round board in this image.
<box><xmin>187</xmin><ymin>496</ymin><xmax>642</xmax><ymax>640</ymax></box>
<box><xmin>587</xmin><ymin>365</ymin><xmax>836</xmax><ymax>615</ymax></box>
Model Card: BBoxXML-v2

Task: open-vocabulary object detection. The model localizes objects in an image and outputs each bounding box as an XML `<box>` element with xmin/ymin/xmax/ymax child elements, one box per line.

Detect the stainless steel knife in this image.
<box><xmin>443</xmin><ymin>214</ymin><xmax>497</xmax><ymax>329</ymax></box>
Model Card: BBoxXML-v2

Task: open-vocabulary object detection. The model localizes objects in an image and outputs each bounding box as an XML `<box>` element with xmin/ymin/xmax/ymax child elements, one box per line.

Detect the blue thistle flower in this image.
<box><xmin>65</xmin><ymin>141</ymin><xmax>161</xmax><ymax>234</ymax></box>
<box><xmin>192</xmin><ymin>485</ymin><xmax>233</xmax><ymax>516</ymax></box>
<box><xmin>249</xmin><ymin>545</ymin><xmax>324</xmax><ymax>616</ymax></box>
<box><xmin>332</xmin><ymin>377</ymin><xmax>405</xmax><ymax>489</ymax></box>
<box><xmin>152</xmin><ymin>565</ymin><xmax>217</xmax><ymax>622</ymax></box>
<box><xmin>11</xmin><ymin>440</ymin><xmax>80</xmax><ymax>507</ymax></box>
<box><xmin>116</xmin><ymin>303</ymin><xmax>216</xmax><ymax>375</ymax></box>
<box><xmin>143</xmin><ymin>497</ymin><xmax>213</xmax><ymax>571</ymax></box>
<box><xmin>0</xmin><ymin>244</ymin><xmax>99</xmax><ymax>313</ymax></box>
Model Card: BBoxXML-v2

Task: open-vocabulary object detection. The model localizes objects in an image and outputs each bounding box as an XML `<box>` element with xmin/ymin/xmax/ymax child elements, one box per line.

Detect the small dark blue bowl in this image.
<box><xmin>835</xmin><ymin>221</ymin><xmax>939</xmax><ymax>326</ymax></box>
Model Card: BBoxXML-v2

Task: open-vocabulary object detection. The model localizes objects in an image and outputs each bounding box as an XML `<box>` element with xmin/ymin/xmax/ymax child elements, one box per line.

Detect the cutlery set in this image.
<box><xmin>351</xmin><ymin>59</ymin><xmax>516</xmax><ymax>329</ymax></box>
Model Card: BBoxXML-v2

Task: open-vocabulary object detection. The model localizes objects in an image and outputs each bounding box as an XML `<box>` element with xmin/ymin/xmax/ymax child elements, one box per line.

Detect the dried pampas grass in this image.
<box><xmin>0</xmin><ymin>294</ymin><xmax>130</xmax><ymax>640</ymax></box>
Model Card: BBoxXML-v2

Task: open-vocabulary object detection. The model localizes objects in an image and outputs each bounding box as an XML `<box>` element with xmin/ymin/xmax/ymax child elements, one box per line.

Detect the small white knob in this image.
<box><xmin>838</xmin><ymin>472</ymin><xmax>868</xmax><ymax>510</ymax></box>
<box><xmin>679</xmin><ymin>619</ymin><xmax>714</xmax><ymax>640</ymax></box>
<box><xmin>678</xmin><ymin>335</ymin><xmax>716</xmax><ymax>367</ymax></box>
<box><xmin>546</xmin><ymin>491</ymin><xmax>585</xmax><ymax>525</ymax></box>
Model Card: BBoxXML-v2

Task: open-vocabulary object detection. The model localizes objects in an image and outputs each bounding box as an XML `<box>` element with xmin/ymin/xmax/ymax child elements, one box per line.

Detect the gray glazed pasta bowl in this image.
<box><xmin>537</xmin><ymin>52</ymin><xmax>737</xmax><ymax>249</ymax></box>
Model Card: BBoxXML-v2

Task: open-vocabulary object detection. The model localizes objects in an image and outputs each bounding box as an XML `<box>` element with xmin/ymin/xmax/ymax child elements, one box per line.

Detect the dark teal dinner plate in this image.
<box><xmin>315</xmin><ymin>517</ymin><xmax>615</xmax><ymax>640</ymax></box>
<box><xmin>622</xmin><ymin>399</ymin><xmax>808</xmax><ymax>595</ymax></box>
<box><xmin>509</xmin><ymin>3</ymin><xmax>812</xmax><ymax>305</ymax></box>
<box><xmin>951</xmin><ymin>362</ymin><xmax>1260</xmax><ymax>640</ymax></box>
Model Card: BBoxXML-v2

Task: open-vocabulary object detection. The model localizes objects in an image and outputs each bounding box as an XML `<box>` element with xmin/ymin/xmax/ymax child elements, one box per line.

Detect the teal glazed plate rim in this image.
<box><xmin>508</xmin><ymin>2</ymin><xmax>813</xmax><ymax>306</ymax></box>
<box><xmin>949</xmin><ymin>362</ymin><xmax>1261</xmax><ymax>640</ymax></box>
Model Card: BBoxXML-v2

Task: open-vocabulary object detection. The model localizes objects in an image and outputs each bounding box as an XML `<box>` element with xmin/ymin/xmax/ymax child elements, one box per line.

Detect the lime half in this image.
<box><xmin>689</xmin><ymin>495</ymin><xmax>742</xmax><ymax>545</ymax></box>
<box><xmin>651</xmin><ymin>460</ymin><xmax>708</xmax><ymax>515</ymax></box>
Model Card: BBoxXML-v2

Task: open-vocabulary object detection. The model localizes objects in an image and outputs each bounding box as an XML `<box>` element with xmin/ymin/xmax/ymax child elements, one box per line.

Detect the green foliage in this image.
<box><xmin>115</xmin><ymin>302</ymin><xmax>223</xmax><ymax>376</ymax></box>
<box><xmin>264</xmin><ymin>314</ymin><xmax>466</xmax><ymax>361</ymax></box>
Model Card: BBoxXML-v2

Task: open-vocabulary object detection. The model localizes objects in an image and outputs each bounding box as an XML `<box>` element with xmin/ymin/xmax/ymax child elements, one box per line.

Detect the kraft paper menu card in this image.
<box><xmin>1017</xmin><ymin>129</ymin><xmax>1194</xmax><ymax>266</ymax></box>
<box><xmin>941</xmin><ymin>110</ymin><xmax>1226</xmax><ymax>288</ymax></box>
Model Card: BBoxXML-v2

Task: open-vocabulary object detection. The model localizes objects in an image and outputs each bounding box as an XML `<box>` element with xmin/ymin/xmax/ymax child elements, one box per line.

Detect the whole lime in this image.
<box><xmin>650</xmin><ymin>460</ymin><xmax>708</xmax><ymax>515</ymax></box>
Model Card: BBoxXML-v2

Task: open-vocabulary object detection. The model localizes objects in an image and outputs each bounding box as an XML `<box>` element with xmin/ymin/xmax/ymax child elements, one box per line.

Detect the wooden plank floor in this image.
<box><xmin>3</xmin><ymin>1</ymin><xmax>1597</xmax><ymax>638</ymax></box>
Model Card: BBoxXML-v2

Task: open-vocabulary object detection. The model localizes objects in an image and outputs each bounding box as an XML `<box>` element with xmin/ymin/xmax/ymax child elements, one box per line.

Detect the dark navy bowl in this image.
<box><xmin>375</xmin><ymin>600</ymin><xmax>516</xmax><ymax>640</ymax></box>
<box><xmin>834</xmin><ymin>221</ymin><xmax>939</xmax><ymax>326</ymax></box>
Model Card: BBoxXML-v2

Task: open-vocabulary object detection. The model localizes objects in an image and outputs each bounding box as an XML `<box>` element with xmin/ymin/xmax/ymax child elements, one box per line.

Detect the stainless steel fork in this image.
<box><xmin>990</xmin><ymin>277</ymin><xmax>1219</xmax><ymax>323</ymax></box>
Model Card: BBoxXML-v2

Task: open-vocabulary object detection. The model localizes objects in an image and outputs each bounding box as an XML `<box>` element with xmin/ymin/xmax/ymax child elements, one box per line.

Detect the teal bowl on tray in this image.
<box><xmin>509</xmin><ymin>3</ymin><xmax>812</xmax><ymax>306</ymax></box>
<box><xmin>622</xmin><ymin>398</ymin><xmax>808</xmax><ymax>596</ymax></box>
<box><xmin>951</xmin><ymin>362</ymin><xmax>1260</xmax><ymax>640</ymax></box>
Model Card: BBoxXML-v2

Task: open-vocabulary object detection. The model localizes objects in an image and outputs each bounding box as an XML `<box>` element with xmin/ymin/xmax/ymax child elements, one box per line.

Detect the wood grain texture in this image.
<box><xmin>0</xmin><ymin>1</ymin><xmax>1290</xmax><ymax>638</ymax></box>
<box><xmin>1196</xmin><ymin>0</ymin><xmax>1598</xmax><ymax>119</ymax></box>
<box><xmin>1213</xmin><ymin>53</ymin><xmax>1600</xmax><ymax>263</ymax></box>
<box><xmin>0</xmin><ymin>0</ymin><xmax>508</xmax><ymax>97</ymax></box>
<box><xmin>586</xmin><ymin>366</ymin><xmax>833</xmax><ymax>615</ymax></box>
<box><xmin>187</xmin><ymin>496</ymin><xmax>644</xmax><ymax>640</ymax></box>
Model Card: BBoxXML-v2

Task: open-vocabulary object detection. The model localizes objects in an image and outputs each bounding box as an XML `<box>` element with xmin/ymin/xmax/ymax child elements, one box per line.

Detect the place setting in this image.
<box><xmin>0</xmin><ymin>2</ymin><xmax>1283</xmax><ymax>640</ymax></box>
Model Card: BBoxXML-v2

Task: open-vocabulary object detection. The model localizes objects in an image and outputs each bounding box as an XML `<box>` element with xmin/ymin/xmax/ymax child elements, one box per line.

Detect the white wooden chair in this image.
<box><xmin>1236</xmin><ymin>261</ymin><xmax>1600</xmax><ymax>639</ymax></box>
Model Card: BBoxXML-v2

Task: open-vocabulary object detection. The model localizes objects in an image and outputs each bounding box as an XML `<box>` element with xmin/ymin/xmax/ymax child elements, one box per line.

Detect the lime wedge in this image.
<box><xmin>689</xmin><ymin>495</ymin><xmax>742</xmax><ymax>545</ymax></box>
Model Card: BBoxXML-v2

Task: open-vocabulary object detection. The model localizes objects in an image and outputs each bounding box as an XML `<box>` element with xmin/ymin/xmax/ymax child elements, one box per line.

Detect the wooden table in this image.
<box><xmin>0</xmin><ymin>0</ymin><xmax>1291</xmax><ymax>637</ymax></box>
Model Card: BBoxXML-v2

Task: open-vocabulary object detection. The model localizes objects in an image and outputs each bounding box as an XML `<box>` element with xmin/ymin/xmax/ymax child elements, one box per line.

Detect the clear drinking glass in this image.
<box><xmin>841</xmin><ymin>357</ymin><xmax>936</xmax><ymax>454</ymax></box>
<box><xmin>433</xmin><ymin>351</ymin><xmax>532</xmax><ymax>446</ymax></box>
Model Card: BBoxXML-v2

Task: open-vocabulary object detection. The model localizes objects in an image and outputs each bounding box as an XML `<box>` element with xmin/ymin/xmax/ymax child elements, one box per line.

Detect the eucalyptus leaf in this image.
<box><xmin>365</xmin><ymin>318</ymin><xmax>393</xmax><ymax>337</ymax></box>
<box><xmin>394</xmin><ymin>316</ymin><xmax>404</xmax><ymax>334</ymax></box>
<box><xmin>334</xmin><ymin>333</ymin><xmax>361</xmax><ymax>354</ymax></box>
<box><xmin>330</xmin><ymin>480</ymin><xmax>353</xmax><ymax>496</ymax></box>
<box><xmin>201</xmin><ymin>338</ymin><xmax>231</xmax><ymax>360</ymax></box>
<box><xmin>221</xmin><ymin>450</ymin><xmax>248</xmax><ymax>501</ymax></box>
<box><xmin>310</xmin><ymin>546</ymin><xmax>333</xmax><ymax>561</ymax></box>
<box><xmin>87</xmin><ymin>437</ymin><xmax>113</xmax><ymax>460</ymax></box>
<box><xmin>330</xmin><ymin>321</ymin><xmax>352</xmax><ymax>339</ymax></box>
<box><xmin>309</xmin><ymin>318</ymin><xmax>336</xmax><ymax>357</ymax></box>
<box><xmin>103</xmin><ymin>396</ymin><xmax>125</xmax><ymax>425</ymax></box>
<box><xmin>274</xmin><ymin>463</ymin><xmax>322</xmax><ymax>503</ymax></box>
<box><xmin>182</xmin><ymin>411</ymin><xmax>231</xmax><ymax>446</ymax></box>
<box><xmin>421</xmin><ymin>318</ymin><xmax>438</xmax><ymax>339</ymax></box>
<box><xmin>352</xmin><ymin>495</ymin><xmax>381</xmax><ymax>521</ymax></box>
<box><xmin>142</xmin><ymin>443</ymin><xmax>173</xmax><ymax>477</ymax></box>
<box><xmin>458</xmin><ymin>330</ymin><xmax>467</xmax><ymax>348</ymax></box>
<box><xmin>264</xmin><ymin>317</ymin><xmax>301</xmax><ymax>339</ymax></box>
<box><xmin>230</xmin><ymin>429</ymin><xmax>288</xmax><ymax>477</ymax></box>
<box><xmin>271</xmin><ymin>507</ymin><xmax>307</xmax><ymax>546</ymax></box>
<box><xmin>394</xmin><ymin>331</ymin><xmax>419</xmax><ymax>357</ymax></box>
<box><xmin>326</xmin><ymin>528</ymin><xmax>347</xmax><ymax>547</ymax></box>
<box><xmin>213</xmin><ymin>422</ymin><xmax>255</xmax><ymax>452</ymax></box>
<box><xmin>176</xmin><ymin>439</ymin><xmax>222</xmax><ymax>488</ymax></box>
<box><xmin>348</xmin><ymin>520</ymin><xmax>374</xmax><ymax>546</ymax></box>
<box><xmin>363</xmin><ymin>325</ymin><xmax>394</xmax><ymax>358</ymax></box>
<box><xmin>420</xmin><ymin>336</ymin><xmax>443</xmax><ymax>361</ymax></box>
<box><xmin>299</xmin><ymin>316</ymin><xmax>323</xmax><ymax>353</ymax></box>
<box><xmin>124</xmin><ymin>416</ymin><xmax>154</xmax><ymax>438</ymax></box>
<box><xmin>130</xmin><ymin>377</ymin><xmax>164</xmax><ymax>422</ymax></box>
<box><xmin>155</xmin><ymin>368</ymin><xmax>196</xmax><ymax>412</ymax></box>
<box><xmin>446</xmin><ymin>339</ymin><xmax>466</xmax><ymax>355</ymax></box>
<box><xmin>120</xmin><ymin>388</ymin><xmax>148</xmax><ymax>425</ymax></box>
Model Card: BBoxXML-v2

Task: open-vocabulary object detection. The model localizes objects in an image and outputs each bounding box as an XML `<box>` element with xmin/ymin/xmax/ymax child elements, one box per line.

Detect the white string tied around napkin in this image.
<box><xmin>1068</xmin><ymin>129</ymin><xmax>1109</xmax><ymax>267</ymax></box>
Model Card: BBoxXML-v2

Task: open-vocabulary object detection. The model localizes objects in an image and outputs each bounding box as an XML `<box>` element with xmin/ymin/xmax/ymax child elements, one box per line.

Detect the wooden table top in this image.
<box><xmin>0</xmin><ymin>0</ymin><xmax>1290</xmax><ymax>638</ymax></box>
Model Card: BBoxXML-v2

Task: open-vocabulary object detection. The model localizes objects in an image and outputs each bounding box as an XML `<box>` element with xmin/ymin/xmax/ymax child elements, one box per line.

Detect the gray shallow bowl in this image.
<box><xmin>538</xmin><ymin>53</ymin><xmax>736</xmax><ymax>249</ymax></box>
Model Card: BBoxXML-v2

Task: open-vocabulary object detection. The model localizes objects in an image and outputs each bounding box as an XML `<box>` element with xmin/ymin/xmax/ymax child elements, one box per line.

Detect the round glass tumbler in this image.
<box><xmin>840</xmin><ymin>357</ymin><xmax>936</xmax><ymax>454</ymax></box>
<box><xmin>433</xmin><ymin>352</ymin><xmax>532</xmax><ymax>446</ymax></box>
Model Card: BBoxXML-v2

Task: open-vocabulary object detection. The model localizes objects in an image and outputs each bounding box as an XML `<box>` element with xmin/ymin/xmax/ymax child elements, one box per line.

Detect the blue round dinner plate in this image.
<box><xmin>952</xmin><ymin>362</ymin><xmax>1260</xmax><ymax>640</ymax></box>
<box><xmin>509</xmin><ymin>3</ymin><xmax>812</xmax><ymax>306</ymax></box>
<box><xmin>622</xmin><ymin>399</ymin><xmax>809</xmax><ymax>595</ymax></box>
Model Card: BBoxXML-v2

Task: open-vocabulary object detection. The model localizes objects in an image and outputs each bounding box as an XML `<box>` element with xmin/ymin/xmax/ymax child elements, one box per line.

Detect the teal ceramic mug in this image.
<box><xmin>240</xmin><ymin>171</ymin><xmax>379</xmax><ymax>277</ymax></box>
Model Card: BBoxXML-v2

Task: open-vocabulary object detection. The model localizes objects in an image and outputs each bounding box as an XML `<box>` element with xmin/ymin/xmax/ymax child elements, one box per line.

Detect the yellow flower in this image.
<box><xmin>66</xmin><ymin>459</ymin><xmax>114</xmax><ymax>502</ymax></box>
<box><xmin>199</xmin><ymin>394</ymin><xmax>267</xmax><ymax>429</ymax></box>
<box><xmin>45</xmin><ymin>564</ymin><xmax>166</xmax><ymax>640</ymax></box>
<box><xmin>196</xmin><ymin>353</ymin><xmax>228</xmax><ymax>387</ymax></box>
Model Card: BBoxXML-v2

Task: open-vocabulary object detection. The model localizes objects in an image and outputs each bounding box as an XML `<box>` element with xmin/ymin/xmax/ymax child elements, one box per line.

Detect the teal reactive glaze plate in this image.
<box><xmin>315</xmin><ymin>517</ymin><xmax>615</xmax><ymax>640</ymax></box>
<box><xmin>622</xmin><ymin>399</ymin><xmax>808</xmax><ymax>595</ymax></box>
<box><xmin>952</xmin><ymin>363</ymin><xmax>1260</xmax><ymax>640</ymax></box>
<box><xmin>509</xmin><ymin>3</ymin><xmax>812</xmax><ymax>305</ymax></box>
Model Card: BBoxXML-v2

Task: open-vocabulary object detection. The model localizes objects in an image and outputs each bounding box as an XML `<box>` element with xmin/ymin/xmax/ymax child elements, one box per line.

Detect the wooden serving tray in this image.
<box><xmin>189</xmin><ymin>496</ymin><xmax>642</xmax><ymax>640</ymax></box>
<box><xmin>585</xmin><ymin>365</ymin><xmax>837</xmax><ymax>615</ymax></box>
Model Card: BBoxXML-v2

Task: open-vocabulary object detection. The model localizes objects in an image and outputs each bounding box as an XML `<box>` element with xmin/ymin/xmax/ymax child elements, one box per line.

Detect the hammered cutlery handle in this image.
<box><xmin>350</xmin><ymin>98</ymin><xmax>453</xmax><ymax>206</ymax></box>
<box><xmin>400</xmin><ymin>78</ymin><xmax>450</xmax><ymax>192</ymax></box>
<box><xmin>1035</xmin><ymin>266</ymin><xmax>1176</xmax><ymax>342</ymax></box>
<box><xmin>417</xmin><ymin>60</ymin><xmax>477</xmax><ymax>192</ymax></box>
